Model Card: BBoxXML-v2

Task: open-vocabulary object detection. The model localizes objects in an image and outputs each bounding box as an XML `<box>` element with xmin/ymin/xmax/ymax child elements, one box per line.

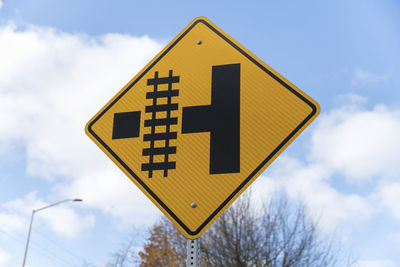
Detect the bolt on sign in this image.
<box><xmin>85</xmin><ymin>17</ymin><xmax>320</xmax><ymax>239</ymax></box>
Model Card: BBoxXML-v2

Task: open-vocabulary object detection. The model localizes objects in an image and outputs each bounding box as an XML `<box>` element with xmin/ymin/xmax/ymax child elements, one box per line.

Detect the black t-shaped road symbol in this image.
<box><xmin>182</xmin><ymin>63</ymin><xmax>240</xmax><ymax>174</ymax></box>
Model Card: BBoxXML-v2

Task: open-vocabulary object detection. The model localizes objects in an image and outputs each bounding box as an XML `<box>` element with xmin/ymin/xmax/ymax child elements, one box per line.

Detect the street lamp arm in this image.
<box><xmin>33</xmin><ymin>198</ymin><xmax>81</xmax><ymax>213</ymax></box>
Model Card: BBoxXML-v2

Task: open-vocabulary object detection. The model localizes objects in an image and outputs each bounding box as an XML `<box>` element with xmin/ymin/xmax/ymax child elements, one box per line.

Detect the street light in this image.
<box><xmin>22</xmin><ymin>198</ymin><xmax>83</xmax><ymax>267</ymax></box>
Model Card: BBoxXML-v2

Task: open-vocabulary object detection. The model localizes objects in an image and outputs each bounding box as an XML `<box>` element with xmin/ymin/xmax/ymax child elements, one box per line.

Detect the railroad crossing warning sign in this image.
<box><xmin>85</xmin><ymin>17</ymin><xmax>320</xmax><ymax>239</ymax></box>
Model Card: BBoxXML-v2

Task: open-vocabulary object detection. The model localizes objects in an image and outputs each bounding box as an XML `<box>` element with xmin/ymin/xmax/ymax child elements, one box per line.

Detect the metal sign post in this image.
<box><xmin>186</xmin><ymin>238</ymin><xmax>200</xmax><ymax>267</ymax></box>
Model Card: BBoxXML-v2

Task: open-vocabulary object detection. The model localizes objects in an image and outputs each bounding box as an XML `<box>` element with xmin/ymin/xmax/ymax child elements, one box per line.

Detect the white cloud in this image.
<box><xmin>0</xmin><ymin>23</ymin><xmax>164</xmax><ymax>227</ymax></box>
<box><xmin>0</xmin><ymin>1</ymin><xmax>3</xmax><ymax>10</ymax></box>
<box><xmin>42</xmin><ymin>205</ymin><xmax>94</xmax><ymax>239</ymax></box>
<box><xmin>0</xmin><ymin>249</ymin><xmax>11</xmax><ymax>267</ymax></box>
<box><xmin>351</xmin><ymin>260</ymin><xmax>397</xmax><ymax>267</ymax></box>
<box><xmin>0</xmin><ymin>210</ymin><xmax>26</xmax><ymax>235</ymax></box>
<box><xmin>310</xmin><ymin>103</ymin><xmax>400</xmax><ymax>182</ymax></box>
<box><xmin>351</xmin><ymin>69</ymin><xmax>390</xmax><ymax>86</ymax></box>
<box><xmin>258</xmin><ymin>156</ymin><xmax>374</xmax><ymax>232</ymax></box>
<box><xmin>377</xmin><ymin>183</ymin><xmax>400</xmax><ymax>220</ymax></box>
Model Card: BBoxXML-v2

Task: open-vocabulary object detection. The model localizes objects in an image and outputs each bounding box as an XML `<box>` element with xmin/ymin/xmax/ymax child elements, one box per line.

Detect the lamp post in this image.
<box><xmin>22</xmin><ymin>198</ymin><xmax>83</xmax><ymax>267</ymax></box>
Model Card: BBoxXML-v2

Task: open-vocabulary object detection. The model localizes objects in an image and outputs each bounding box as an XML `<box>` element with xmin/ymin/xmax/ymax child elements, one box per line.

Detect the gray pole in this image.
<box><xmin>22</xmin><ymin>210</ymin><xmax>35</xmax><ymax>267</ymax></box>
<box><xmin>186</xmin><ymin>238</ymin><xmax>200</xmax><ymax>267</ymax></box>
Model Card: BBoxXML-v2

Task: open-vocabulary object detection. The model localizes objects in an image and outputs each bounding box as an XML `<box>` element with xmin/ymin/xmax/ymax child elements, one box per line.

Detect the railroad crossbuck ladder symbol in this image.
<box><xmin>85</xmin><ymin>17</ymin><xmax>320</xmax><ymax>239</ymax></box>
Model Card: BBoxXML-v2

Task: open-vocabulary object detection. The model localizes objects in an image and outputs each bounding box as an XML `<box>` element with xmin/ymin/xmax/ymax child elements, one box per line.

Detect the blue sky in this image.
<box><xmin>0</xmin><ymin>0</ymin><xmax>400</xmax><ymax>266</ymax></box>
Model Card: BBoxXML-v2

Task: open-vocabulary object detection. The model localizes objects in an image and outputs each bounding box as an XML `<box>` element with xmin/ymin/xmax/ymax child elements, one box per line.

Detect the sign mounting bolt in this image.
<box><xmin>191</xmin><ymin>202</ymin><xmax>197</xmax><ymax>208</ymax></box>
<box><xmin>197</xmin><ymin>40</ymin><xmax>202</xmax><ymax>45</ymax></box>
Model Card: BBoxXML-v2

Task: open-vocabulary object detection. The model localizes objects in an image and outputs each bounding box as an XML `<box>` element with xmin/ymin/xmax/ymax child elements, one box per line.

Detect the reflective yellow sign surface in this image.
<box><xmin>85</xmin><ymin>17</ymin><xmax>320</xmax><ymax>239</ymax></box>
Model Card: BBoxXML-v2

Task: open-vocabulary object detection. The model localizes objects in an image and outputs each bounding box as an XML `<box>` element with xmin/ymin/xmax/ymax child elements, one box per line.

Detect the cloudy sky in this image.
<box><xmin>0</xmin><ymin>0</ymin><xmax>400</xmax><ymax>266</ymax></box>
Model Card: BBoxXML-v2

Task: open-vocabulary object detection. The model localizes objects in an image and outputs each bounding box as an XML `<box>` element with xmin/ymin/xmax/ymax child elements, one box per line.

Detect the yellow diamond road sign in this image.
<box><xmin>85</xmin><ymin>17</ymin><xmax>320</xmax><ymax>239</ymax></box>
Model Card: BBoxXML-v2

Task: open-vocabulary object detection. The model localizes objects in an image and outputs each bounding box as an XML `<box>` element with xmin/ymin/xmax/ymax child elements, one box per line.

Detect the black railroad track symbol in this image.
<box><xmin>142</xmin><ymin>70</ymin><xmax>179</xmax><ymax>178</ymax></box>
<box><xmin>112</xmin><ymin>70</ymin><xmax>179</xmax><ymax>178</ymax></box>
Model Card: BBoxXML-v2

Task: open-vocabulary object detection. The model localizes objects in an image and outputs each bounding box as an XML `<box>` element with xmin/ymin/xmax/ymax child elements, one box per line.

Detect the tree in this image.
<box><xmin>111</xmin><ymin>191</ymin><xmax>348</xmax><ymax>267</ymax></box>
<box><xmin>137</xmin><ymin>217</ymin><xmax>186</xmax><ymax>267</ymax></box>
<box><xmin>200</xmin><ymin>192</ymin><xmax>341</xmax><ymax>266</ymax></box>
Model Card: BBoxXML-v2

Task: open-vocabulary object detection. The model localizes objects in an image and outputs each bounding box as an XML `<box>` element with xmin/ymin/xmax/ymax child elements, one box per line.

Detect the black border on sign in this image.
<box><xmin>88</xmin><ymin>19</ymin><xmax>318</xmax><ymax>237</ymax></box>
